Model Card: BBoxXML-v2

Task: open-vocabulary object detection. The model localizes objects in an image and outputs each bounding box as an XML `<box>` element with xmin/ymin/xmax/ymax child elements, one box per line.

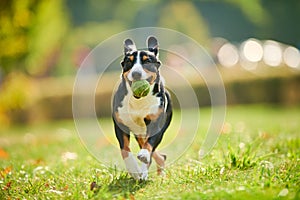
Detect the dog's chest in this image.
<box><xmin>117</xmin><ymin>93</ymin><xmax>161</xmax><ymax>135</ymax></box>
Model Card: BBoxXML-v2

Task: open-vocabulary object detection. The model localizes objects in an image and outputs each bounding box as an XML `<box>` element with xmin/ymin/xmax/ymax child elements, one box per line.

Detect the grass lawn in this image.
<box><xmin>0</xmin><ymin>104</ymin><xmax>299</xmax><ymax>199</ymax></box>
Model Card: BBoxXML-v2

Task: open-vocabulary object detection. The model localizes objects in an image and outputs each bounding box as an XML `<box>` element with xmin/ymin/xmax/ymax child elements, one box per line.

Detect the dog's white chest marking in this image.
<box><xmin>118</xmin><ymin>84</ymin><xmax>160</xmax><ymax>136</ymax></box>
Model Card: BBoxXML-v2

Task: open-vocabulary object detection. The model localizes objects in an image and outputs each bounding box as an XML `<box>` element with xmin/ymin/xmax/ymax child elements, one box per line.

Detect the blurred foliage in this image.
<box><xmin>0</xmin><ymin>72</ymin><xmax>35</xmax><ymax>127</ymax></box>
<box><xmin>159</xmin><ymin>1</ymin><xmax>210</xmax><ymax>46</ymax></box>
<box><xmin>0</xmin><ymin>0</ymin><xmax>33</xmax><ymax>73</ymax></box>
<box><xmin>0</xmin><ymin>0</ymin><xmax>69</xmax><ymax>76</ymax></box>
<box><xmin>1</xmin><ymin>0</ymin><xmax>300</xmax><ymax>76</ymax></box>
<box><xmin>0</xmin><ymin>0</ymin><xmax>299</xmax><ymax>125</ymax></box>
<box><xmin>26</xmin><ymin>0</ymin><xmax>69</xmax><ymax>76</ymax></box>
<box><xmin>226</xmin><ymin>0</ymin><xmax>270</xmax><ymax>26</ymax></box>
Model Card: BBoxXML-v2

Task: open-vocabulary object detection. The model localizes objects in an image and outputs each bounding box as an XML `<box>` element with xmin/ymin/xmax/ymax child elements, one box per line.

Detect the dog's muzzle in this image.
<box><xmin>131</xmin><ymin>71</ymin><xmax>142</xmax><ymax>81</ymax></box>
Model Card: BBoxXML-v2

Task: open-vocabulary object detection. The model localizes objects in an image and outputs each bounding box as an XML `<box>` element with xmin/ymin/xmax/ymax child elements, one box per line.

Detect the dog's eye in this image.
<box><xmin>129</xmin><ymin>55</ymin><xmax>134</xmax><ymax>61</ymax></box>
<box><xmin>142</xmin><ymin>55</ymin><xmax>151</xmax><ymax>63</ymax></box>
<box><xmin>125</xmin><ymin>56</ymin><xmax>133</xmax><ymax>65</ymax></box>
<box><xmin>142</xmin><ymin>55</ymin><xmax>148</xmax><ymax>61</ymax></box>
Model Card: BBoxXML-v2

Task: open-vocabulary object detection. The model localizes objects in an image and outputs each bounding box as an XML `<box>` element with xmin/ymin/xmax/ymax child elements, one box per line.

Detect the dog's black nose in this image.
<box><xmin>132</xmin><ymin>71</ymin><xmax>142</xmax><ymax>80</ymax></box>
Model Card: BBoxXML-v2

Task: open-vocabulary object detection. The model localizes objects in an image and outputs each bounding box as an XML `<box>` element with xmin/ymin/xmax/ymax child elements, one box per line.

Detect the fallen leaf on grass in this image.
<box><xmin>90</xmin><ymin>181</ymin><xmax>100</xmax><ymax>192</ymax></box>
<box><xmin>3</xmin><ymin>181</ymin><xmax>12</xmax><ymax>190</ymax></box>
<box><xmin>0</xmin><ymin>148</ymin><xmax>9</xmax><ymax>159</ymax></box>
<box><xmin>29</xmin><ymin>158</ymin><xmax>45</xmax><ymax>166</ymax></box>
<box><xmin>0</xmin><ymin>166</ymin><xmax>12</xmax><ymax>178</ymax></box>
<box><xmin>130</xmin><ymin>194</ymin><xmax>136</xmax><ymax>200</ymax></box>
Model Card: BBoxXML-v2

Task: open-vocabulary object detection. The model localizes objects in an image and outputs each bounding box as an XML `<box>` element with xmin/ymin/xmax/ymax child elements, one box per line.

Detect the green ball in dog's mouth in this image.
<box><xmin>131</xmin><ymin>80</ymin><xmax>150</xmax><ymax>98</ymax></box>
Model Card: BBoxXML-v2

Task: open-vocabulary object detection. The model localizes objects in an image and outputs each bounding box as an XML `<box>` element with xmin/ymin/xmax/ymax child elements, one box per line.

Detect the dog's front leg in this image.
<box><xmin>140</xmin><ymin>116</ymin><xmax>167</xmax><ymax>176</ymax></box>
<box><xmin>137</xmin><ymin>143</ymin><xmax>152</xmax><ymax>164</ymax></box>
<box><xmin>135</xmin><ymin>136</ymin><xmax>150</xmax><ymax>180</ymax></box>
<box><xmin>123</xmin><ymin>151</ymin><xmax>142</xmax><ymax>180</ymax></box>
<box><xmin>121</xmin><ymin>134</ymin><xmax>142</xmax><ymax>180</ymax></box>
<box><xmin>114</xmin><ymin>121</ymin><xmax>142</xmax><ymax>180</ymax></box>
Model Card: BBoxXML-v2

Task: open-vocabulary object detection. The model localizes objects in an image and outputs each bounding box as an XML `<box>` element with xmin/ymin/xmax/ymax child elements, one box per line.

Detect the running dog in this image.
<box><xmin>112</xmin><ymin>36</ymin><xmax>172</xmax><ymax>180</ymax></box>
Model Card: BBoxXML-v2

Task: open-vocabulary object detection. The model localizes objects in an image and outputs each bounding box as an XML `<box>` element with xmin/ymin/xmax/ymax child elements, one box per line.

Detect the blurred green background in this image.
<box><xmin>0</xmin><ymin>0</ymin><xmax>300</xmax><ymax>127</ymax></box>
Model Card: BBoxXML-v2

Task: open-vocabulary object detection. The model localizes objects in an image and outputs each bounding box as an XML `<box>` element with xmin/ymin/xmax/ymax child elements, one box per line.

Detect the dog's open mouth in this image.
<box><xmin>129</xmin><ymin>77</ymin><xmax>152</xmax><ymax>86</ymax></box>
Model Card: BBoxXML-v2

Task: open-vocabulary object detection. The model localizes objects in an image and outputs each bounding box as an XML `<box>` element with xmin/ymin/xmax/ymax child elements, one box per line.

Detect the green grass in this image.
<box><xmin>0</xmin><ymin>105</ymin><xmax>299</xmax><ymax>199</ymax></box>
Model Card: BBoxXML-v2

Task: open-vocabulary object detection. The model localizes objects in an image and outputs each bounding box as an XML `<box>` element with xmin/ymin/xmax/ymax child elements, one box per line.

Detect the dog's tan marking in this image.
<box><xmin>136</xmin><ymin>136</ymin><xmax>146</xmax><ymax>148</ymax></box>
<box><xmin>114</xmin><ymin>111</ymin><xmax>123</xmax><ymax>123</ymax></box>
<box><xmin>121</xmin><ymin>134</ymin><xmax>130</xmax><ymax>158</ymax></box>
<box><xmin>145</xmin><ymin>108</ymin><xmax>164</xmax><ymax>121</ymax></box>
<box><xmin>142</xmin><ymin>55</ymin><xmax>148</xmax><ymax>61</ymax></box>
<box><xmin>123</xmin><ymin>71</ymin><xmax>131</xmax><ymax>83</ymax></box>
<box><xmin>142</xmin><ymin>142</ymin><xmax>153</xmax><ymax>153</ymax></box>
<box><xmin>123</xmin><ymin>71</ymin><xmax>130</xmax><ymax>79</ymax></box>
<box><xmin>143</xmin><ymin>69</ymin><xmax>157</xmax><ymax>84</ymax></box>
<box><xmin>129</xmin><ymin>55</ymin><xmax>134</xmax><ymax>61</ymax></box>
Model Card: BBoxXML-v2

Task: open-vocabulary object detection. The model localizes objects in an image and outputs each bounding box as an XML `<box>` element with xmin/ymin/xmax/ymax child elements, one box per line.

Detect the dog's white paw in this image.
<box><xmin>140</xmin><ymin>163</ymin><xmax>148</xmax><ymax>180</ymax></box>
<box><xmin>124</xmin><ymin>152</ymin><xmax>142</xmax><ymax>180</ymax></box>
<box><xmin>129</xmin><ymin>172</ymin><xmax>142</xmax><ymax>180</ymax></box>
<box><xmin>137</xmin><ymin>149</ymin><xmax>150</xmax><ymax>164</ymax></box>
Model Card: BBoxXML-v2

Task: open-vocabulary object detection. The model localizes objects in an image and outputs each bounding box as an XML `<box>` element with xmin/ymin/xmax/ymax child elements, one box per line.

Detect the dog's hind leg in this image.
<box><xmin>152</xmin><ymin>151</ymin><xmax>167</xmax><ymax>176</ymax></box>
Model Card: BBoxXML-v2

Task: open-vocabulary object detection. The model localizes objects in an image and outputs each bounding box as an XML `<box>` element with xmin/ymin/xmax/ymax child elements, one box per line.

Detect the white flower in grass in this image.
<box><xmin>260</xmin><ymin>160</ymin><xmax>274</xmax><ymax>170</ymax></box>
<box><xmin>61</xmin><ymin>152</ymin><xmax>78</xmax><ymax>162</ymax></box>
<box><xmin>237</xmin><ymin>186</ymin><xmax>245</xmax><ymax>191</ymax></box>
<box><xmin>48</xmin><ymin>189</ymin><xmax>63</xmax><ymax>195</ymax></box>
<box><xmin>220</xmin><ymin>167</ymin><xmax>225</xmax><ymax>175</ymax></box>
<box><xmin>239</xmin><ymin>142</ymin><xmax>245</xmax><ymax>149</ymax></box>
<box><xmin>278</xmin><ymin>188</ymin><xmax>288</xmax><ymax>197</ymax></box>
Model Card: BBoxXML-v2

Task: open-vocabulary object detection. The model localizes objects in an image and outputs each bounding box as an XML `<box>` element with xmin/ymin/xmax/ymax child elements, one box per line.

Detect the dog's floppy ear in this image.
<box><xmin>147</xmin><ymin>36</ymin><xmax>159</xmax><ymax>57</ymax></box>
<box><xmin>124</xmin><ymin>38</ymin><xmax>136</xmax><ymax>55</ymax></box>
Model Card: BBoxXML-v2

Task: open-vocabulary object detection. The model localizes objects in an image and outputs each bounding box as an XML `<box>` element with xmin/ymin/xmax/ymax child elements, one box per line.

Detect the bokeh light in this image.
<box><xmin>283</xmin><ymin>46</ymin><xmax>300</xmax><ymax>69</ymax></box>
<box><xmin>241</xmin><ymin>39</ymin><xmax>263</xmax><ymax>62</ymax></box>
<box><xmin>263</xmin><ymin>40</ymin><xmax>282</xmax><ymax>67</ymax></box>
<box><xmin>217</xmin><ymin>43</ymin><xmax>239</xmax><ymax>67</ymax></box>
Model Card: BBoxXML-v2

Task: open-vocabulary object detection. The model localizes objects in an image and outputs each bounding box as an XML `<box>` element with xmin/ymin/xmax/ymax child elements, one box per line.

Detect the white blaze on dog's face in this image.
<box><xmin>121</xmin><ymin>36</ymin><xmax>161</xmax><ymax>87</ymax></box>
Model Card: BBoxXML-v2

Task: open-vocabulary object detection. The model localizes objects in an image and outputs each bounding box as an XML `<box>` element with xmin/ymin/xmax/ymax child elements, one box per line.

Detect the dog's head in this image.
<box><xmin>121</xmin><ymin>36</ymin><xmax>161</xmax><ymax>91</ymax></box>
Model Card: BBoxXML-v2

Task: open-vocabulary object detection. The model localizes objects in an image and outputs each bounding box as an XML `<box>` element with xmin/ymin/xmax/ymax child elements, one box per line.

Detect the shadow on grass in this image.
<box><xmin>91</xmin><ymin>173</ymin><xmax>150</xmax><ymax>199</ymax></box>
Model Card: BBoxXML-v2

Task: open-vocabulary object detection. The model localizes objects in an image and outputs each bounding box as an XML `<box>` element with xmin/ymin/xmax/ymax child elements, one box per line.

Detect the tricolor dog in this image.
<box><xmin>112</xmin><ymin>36</ymin><xmax>172</xmax><ymax>180</ymax></box>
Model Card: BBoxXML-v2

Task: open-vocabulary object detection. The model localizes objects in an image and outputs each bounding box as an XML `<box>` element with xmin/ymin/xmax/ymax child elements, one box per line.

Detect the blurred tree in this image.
<box><xmin>261</xmin><ymin>0</ymin><xmax>300</xmax><ymax>46</ymax></box>
<box><xmin>123</xmin><ymin>0</ymin><xmax>163</xmax><ymax>28</ymax></box>
<box><xmin>224</xmin><ymin>0</ymin><xmax>300</xmax><ymax>46</ymax></box>
<box><xmin>55</xmin><ymin>20</ymin><xmax>125</xmax><ymax>75</ymax></box>
<box><xmin>0</xmin><ymin>0</ymin><xmax>33</xmax><ymax>74</ymax></box>
<box><xmin>0</xmin><ymin>72</ymin><xmax>34</xmax><ymax>126</ymax></box>
<box><xmin>1</xmin><ymin>0</ymin><xmax>299</xmax><ymax>77</ymax></box>
<box><xmin>196</xmin><ymin>0</ymin><xmax>300</xmax><ymax>46</ymax></box>
<box><xmin>195</xmin><ymin>1</ymin><xmax>256</xmax><ymax>42</ymax></box>
<box><xmin>225</xmin><ymin>0</ymin><xmax>270</xmax><ymax>27</ymax></box>
<box><xmin>66</xmin><ymin>0</ymin><xmax>118</xmax><ymax>26</ymax></box>
<box><xmin>26</xmin><ymin>0</ymin><xmax>69</xmax><ymax>76</ymax></box>
<box><xmin>159</xmin><ymin>1</ymin><xmax>210</xmax><ymax>47</ymax></box>
<box><xmin>0</xmin><ymin>0</ymin><xmax>69</xmax><ymax>76</ymax></box>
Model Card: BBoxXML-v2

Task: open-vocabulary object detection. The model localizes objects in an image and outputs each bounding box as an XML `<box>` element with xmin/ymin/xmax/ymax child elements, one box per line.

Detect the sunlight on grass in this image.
<box><xmin>0</xmin><ymin>105</ymin><xmax>299</xmax><ymax>199</ymax></box>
